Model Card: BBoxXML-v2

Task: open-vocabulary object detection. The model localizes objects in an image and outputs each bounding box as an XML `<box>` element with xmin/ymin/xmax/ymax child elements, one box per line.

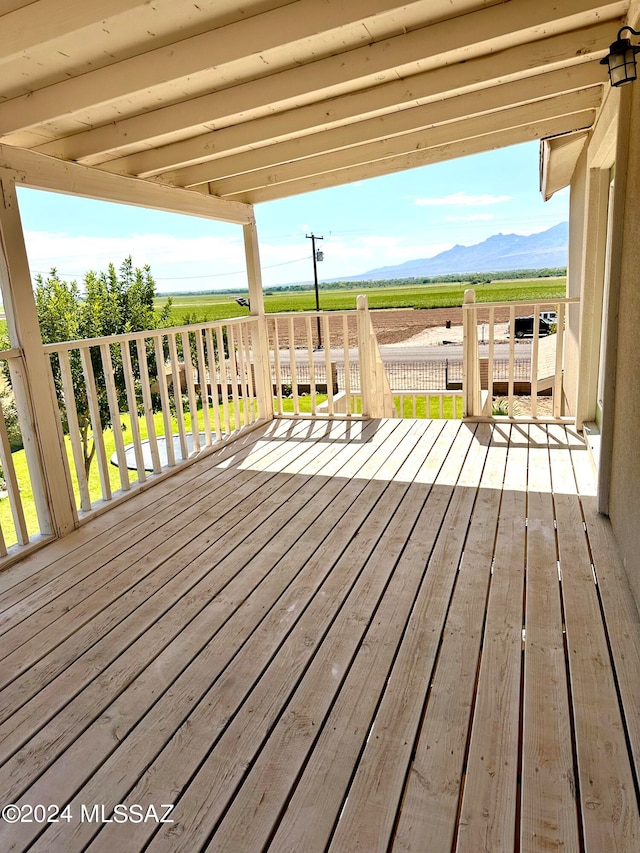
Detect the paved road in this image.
<box><xmin>277</xmin><ymin>341</ymin><xmax>533</xmax><ymax>364</ymax></box>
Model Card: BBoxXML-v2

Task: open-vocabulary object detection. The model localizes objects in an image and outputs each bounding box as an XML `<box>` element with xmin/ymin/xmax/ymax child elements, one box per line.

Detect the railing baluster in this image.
<box><xmin>508</xmin><ymin>305</ymin><xmax>516</xmax><ymax>419</ymax></box>
<box><xmin>58</xmin><ymin>349</ymin><xmax>93</xmax><ymax>510</ymax></box>
<box><xmin>152</xmin><ymin>334</ymin><xmax>175</xmax><ymax>468</ymax></box>
<box><xmin>243</xmin><ymin>320</ymin><xmax>257</xmax><ymax>423</ymax></box>
<box><xmin>168</xmin><ymin>332</ymin><xmax>188</xmax><ymax>460</ymax></box>
<box><xmin>216</xmin><ymin>325</ymin><xmax>231</xmax><ymax>436</ymax></box>
<box><xmin>180</xmin><ymin>331</ymin><xmax>200</xmax><ymax>454</ymax></box>
<box><xmin>272</xmin><ymin>318</ymin><xmax>283</xmax><ymax>416</ymax></box>
<box><xmin>0</xmin><ymin>512</ymin><xmax>7</xmax><ymax>556</ymax></box>
<box><xmin>120</xmin><ymin>340</ymin><xmax>146</xmax><ymax>483</ymax></box>
<box><xmin>194</xmin><ymin>329</ymin><xmax>212</xmax><ymax>446</ymax></box>
<box><xmin>99</xmin><ymin>343</ymin><xmax>130</xmax><ymax>492</ymax></box>
<box><xmin>305</xmin><ymin>316</ymin><xmax>316</xmax><ymax>416</ymax></box>
<box><xmin>323</xmin><ymin>314</ymin><xmax>334</xmax><ymax>416</ymax></box>
<box><xmin>0</xmin><ymin>392</ymin><xmax>28</xmax><ymax>545</ymax></box>
<box><xmin>80</xmin><ymin>346</ymin><xmax>112</xmax><ymax>501</ymax></box>
<box><xmin>554</xmin><ymin>302</ymin><xmax>566</xmax><ymax>418</ymax></box>
<box><xmin>342</xmin><ymin>314</ymin><xmax>351</xmax><ymax>415</ymax></box>
<box><xmin>288</xmin><ymin>316</ymin><xmax>299</xmax><ymax>416</ymax></box>
<box><xmin>487</xmin><ymin>306</ymin><xmax>495</xmax><ymax>409</ymax></box>
<box><xmin>234</xmin><ymin>323</ymin><xmax>250</xmax><ymax>427</ymax></box>
<box><xmin>227</xmin><ymin>324</ymin><xmax>242</xmax><ymax>431</ymax></box>
<box><xmin>204</xmin><ymin>327</ymin><xmax>223</xmax><ymax>443</ymax></box>
<box><xmin>530</xmin><ymin>305</ymin><xmax>540</xmax><ymax>419</ymax></box>
<box><xmin>135</xmin><ymin>336</ymin><xmax>161</xmax><ymax>474</ymax></box>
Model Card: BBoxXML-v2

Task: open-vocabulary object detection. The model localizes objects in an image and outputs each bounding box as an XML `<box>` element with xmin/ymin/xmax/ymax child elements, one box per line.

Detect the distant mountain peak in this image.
<box><xmin>347</xmin><ymin>221</ymin><xmax>568</xmax><ymax>281</ymax></box>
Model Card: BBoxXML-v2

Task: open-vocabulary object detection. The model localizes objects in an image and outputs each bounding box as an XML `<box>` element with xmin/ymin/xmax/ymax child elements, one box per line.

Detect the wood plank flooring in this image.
<box><xmin>0</xmin><ymin>417</ymin><xmax>637</xmax><ymax>853</ymax></box>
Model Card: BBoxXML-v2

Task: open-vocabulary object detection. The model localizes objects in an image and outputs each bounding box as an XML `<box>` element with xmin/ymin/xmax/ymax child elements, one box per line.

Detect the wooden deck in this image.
<box><xmin>0</xmin><ymin>417</ymin><xmax>638</xmax><ymax>853</ymax></box>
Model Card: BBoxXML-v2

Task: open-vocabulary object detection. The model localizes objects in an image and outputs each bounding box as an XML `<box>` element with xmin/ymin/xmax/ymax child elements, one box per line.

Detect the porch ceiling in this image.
<box><xmin>0</xmin><ymin>0</ymin><xmax>632</xmax><ymax>206</ymax></box>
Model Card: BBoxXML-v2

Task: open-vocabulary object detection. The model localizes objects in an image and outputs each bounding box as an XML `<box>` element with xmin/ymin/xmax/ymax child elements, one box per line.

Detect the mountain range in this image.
<box><xmin>346</xmin><ymin>221</ymin><xmax>568</xmax><ymax>281</ymax></box>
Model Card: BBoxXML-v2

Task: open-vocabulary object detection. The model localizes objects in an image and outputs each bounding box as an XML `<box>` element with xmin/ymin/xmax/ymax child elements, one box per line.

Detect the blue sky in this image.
<box><xmin>16</xmin><ymin>140</ymin><xmax>569</xmax><ymax>293</ymax></box>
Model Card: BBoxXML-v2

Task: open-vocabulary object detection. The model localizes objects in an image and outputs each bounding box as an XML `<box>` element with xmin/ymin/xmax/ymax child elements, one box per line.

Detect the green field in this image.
<box><xmin>156</xmin><ymin>277</ymin><xmax>567</xmax><ymax>324</ymax></box>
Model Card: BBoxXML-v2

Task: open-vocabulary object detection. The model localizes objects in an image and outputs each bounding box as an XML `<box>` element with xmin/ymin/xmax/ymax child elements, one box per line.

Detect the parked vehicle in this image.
<box><xmin>509</xmin><ymin>316</ymin><xmax>552</xmax><ymax>338</ymax></box>
<box><xmin>540</xmin><ymin>310</ymin><xmax>558</xmax><ymax>324</ymax></box>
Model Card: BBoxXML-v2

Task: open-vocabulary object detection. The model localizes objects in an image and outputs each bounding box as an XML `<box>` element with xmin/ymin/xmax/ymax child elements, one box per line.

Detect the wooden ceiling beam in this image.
<box><xmin>161</xmin><ymin>66</ymin><xmax>604</xmax><ymax>187</ymax></box>
<box><xmin>227</xmin><ymin>113</ymin><xmax>597</xmax><ymax>204</ymax></box>
<box><xmin>84</xmin><ymin>21</ymin><xmax>614</xmax><ymax>177</ymax></box>
<box><xmin>208</xmin><ymin>91</ymin><xmax>599</xmax><ymax>196</ymax></box>
<box><xmin>0</xmin><ymin>144</ymin><xmax>253</xmax><ymax>223</ymax></box>
<box><xmin>0</xmin><ymin>0</ymin><xmax>149</xmax><ymax>63</ymax></box>
<box><xmin>5</xmin><ymin>0</ymin><xmax>621</xmax><ymax>139</ymax></box>
<box><xmin>0</xmin><ymin>0</ymin><xmax>427</xmax><ymax>135</ymax></box>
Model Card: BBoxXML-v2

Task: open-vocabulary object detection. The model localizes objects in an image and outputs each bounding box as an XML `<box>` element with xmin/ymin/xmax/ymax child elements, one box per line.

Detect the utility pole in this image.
<box><xmin>306</xmin><ymin>233</ymin><xmax>323</xmax><ymax>348</ymax></box>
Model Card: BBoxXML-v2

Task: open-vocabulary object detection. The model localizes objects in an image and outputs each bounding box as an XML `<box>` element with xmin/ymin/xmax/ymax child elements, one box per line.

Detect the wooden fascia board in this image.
<box><xmin>0</xmin><ymin>0</ymin><xmax>148</xmax><ymax>63</ymax></box>
<box><xmin>207</xmin><ymin>91</ymin><xmax>600</xmax><ymax>197</ymax></box>
<box><xmin>0</xmin><ymin>0</ymin><xmax>619</xmax><ymax>137</ymax></box>
<box><xmin>228</xmin><ymin>113</ymin><xmax>598</xmax><ymax>204</ymax></box>
<box><xmin>161</xmin><ymin>67</ymin><xmax>604</xmax><ymax>188</ymax></box>
<box><xmin>0</xmin><ymin>0</ymin><xmax>431</xmax><ymax>135</ymax></box>
<box><xmin>540</xmin><ymin>131</ymin><xmax>589</xmax><ymax>200</ymax></box>
<box><xmin>0</xmin><ymin>144</ymin><xmax>253</xmax><ymax>224</ymax></box>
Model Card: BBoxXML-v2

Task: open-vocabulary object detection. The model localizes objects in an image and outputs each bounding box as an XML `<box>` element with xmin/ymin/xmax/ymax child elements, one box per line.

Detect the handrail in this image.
<box><xmin>263</xmin><ymin>309</ymin><xmax>358</xmax><ymax>319</ymax></box>
<box><xmin>462</xmin><ymin>295</ymin><xmax>580</xmax><ymax>309</ymax></box>
<box><xmin>42</xmin><ymin>315</ymin><xmax>259</xmax><ymax>353</ymax></box>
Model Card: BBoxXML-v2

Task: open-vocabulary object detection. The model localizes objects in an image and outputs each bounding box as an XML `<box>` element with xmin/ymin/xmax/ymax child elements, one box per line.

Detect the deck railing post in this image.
<box><xmin>357</xmin><ymin>294</ymin><xmax>395</xmax><ymax>418</ymax></box>
<box><xmin>462</xmin><ymin>289</ymin><xmax>482</xmax><ymax>418</ymax></box>
<box><xmin>357</xmin><ymin>295</ymin><xmax>375</xmax><ymax>417</ymax></box>
<box><xmin>243</xmin><ymin>218</ymin><xmax>274</xmax><ymax>421</ymax></box>
<box><xmin>0</xmin><ymin>172</ymin><xmax>77</xmax><ymax>536</ymax></box>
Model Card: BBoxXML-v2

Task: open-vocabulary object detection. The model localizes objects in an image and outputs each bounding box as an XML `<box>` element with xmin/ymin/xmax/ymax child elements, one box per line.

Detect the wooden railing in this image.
<box><xmin>462</xmin><ymin>291</ymin><xmax>580</xmax><ymax>420</ymax></box>
<box><xmin>43</xmin><ymin>317</ymin><xmax>263</xmax><ymax>517</ymax></box>
<box><xmin>266</xmin><ymin>297</ymin><xmax>396</xmax><ymax>420</ymax></box>
<box><xmin>267</xmin><ymin>309</ymin><xmax>358</xmax><ymax>418</ymax></box>
<box><xmin>0</xmin><ymin>347</ymin><xmax>54</xmax><ymax>554</ymax></box>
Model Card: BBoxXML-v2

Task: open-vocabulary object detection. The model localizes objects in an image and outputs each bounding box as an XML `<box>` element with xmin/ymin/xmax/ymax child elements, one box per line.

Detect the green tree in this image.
<box><xmin>34</xmin><ymin>258</ymin><xmax>173</xmax><ymax>477</ymax></box>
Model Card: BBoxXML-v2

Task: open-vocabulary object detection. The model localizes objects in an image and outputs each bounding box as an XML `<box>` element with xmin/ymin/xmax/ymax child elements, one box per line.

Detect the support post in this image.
<box><xmin>243</xmin><ymin>217</ymin><xmax>274</xmax><ymax>421</ymax></box>
<box><xmin>462</xmin><ymin>289</ymin><xmax>481</xmax><ymax>418</ymax></box>
<box><xmin>575</xmin><ymin>167</ymin><xmax>610</xmax><ymax>431</ymax></box>
<box><xmin>0</xmin><ymin>172</ymin><xmax>77</xmax><ymax>535</ymax></box>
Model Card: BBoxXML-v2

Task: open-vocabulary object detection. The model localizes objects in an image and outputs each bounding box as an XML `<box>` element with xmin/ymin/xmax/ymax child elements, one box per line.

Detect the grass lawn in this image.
<box><xmin>393</xmin><ymin>395</ymin><xmax>463</xmax><ymax>419</ymax></box>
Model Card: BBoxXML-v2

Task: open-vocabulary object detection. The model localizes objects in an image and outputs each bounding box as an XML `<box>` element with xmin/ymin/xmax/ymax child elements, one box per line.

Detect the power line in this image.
<box><xmin>30</xmin><ymin>254</ymin><xmax>310</xmax><ymax>281</ymax></box>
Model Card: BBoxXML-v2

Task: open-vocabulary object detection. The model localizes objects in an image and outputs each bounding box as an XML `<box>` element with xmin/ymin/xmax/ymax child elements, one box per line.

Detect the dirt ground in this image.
<box><xmin>269</xmin><ymin>306</ymin><xmax>519</xmax><ymax>348</ymax></box>
<box><xmin>369</xmin><ymin>306</ymin><xmax>518</xmax><ymax>346</ymax></box>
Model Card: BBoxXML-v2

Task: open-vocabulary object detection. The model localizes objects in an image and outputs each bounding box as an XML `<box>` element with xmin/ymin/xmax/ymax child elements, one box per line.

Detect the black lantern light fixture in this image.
<box><xmin>600</xmin><ymin>26</ymin><xmax>640</xmax><ymax>87</ymax></box>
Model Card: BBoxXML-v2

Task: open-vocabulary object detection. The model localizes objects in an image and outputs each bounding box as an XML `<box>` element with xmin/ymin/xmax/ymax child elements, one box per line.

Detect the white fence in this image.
<box><xmin>462</xmin><ymin>292</ymin><xmax>580</xmax><ymax>419</ymax></box>
<box><xmin>43</xmin><ymin>317</ymin><xmax>262</xmax><ymax>517</ymax></box>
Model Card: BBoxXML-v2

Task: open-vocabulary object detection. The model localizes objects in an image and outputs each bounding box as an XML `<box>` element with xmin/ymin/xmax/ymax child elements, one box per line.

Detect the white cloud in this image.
<box><xmin>23</xmin><ymin>230</ymin><xmax>249</xmax><ymax>289</ymax></box>
<box><xmin>444</xmin><ymin>213</ymin><xmax>495</xmax><ymax>222</ymax></box>
<box><xmin>414</xmin><ymin>191</ymin><xmax>511</xmax><ymax>207</ymax></box>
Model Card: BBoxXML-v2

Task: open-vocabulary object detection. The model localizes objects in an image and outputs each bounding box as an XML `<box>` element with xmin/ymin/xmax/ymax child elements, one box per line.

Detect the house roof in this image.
<box><xmin>0</xmin><ymin>0</ymin><xmax>632</xmax><ymax>210</ymax></box>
